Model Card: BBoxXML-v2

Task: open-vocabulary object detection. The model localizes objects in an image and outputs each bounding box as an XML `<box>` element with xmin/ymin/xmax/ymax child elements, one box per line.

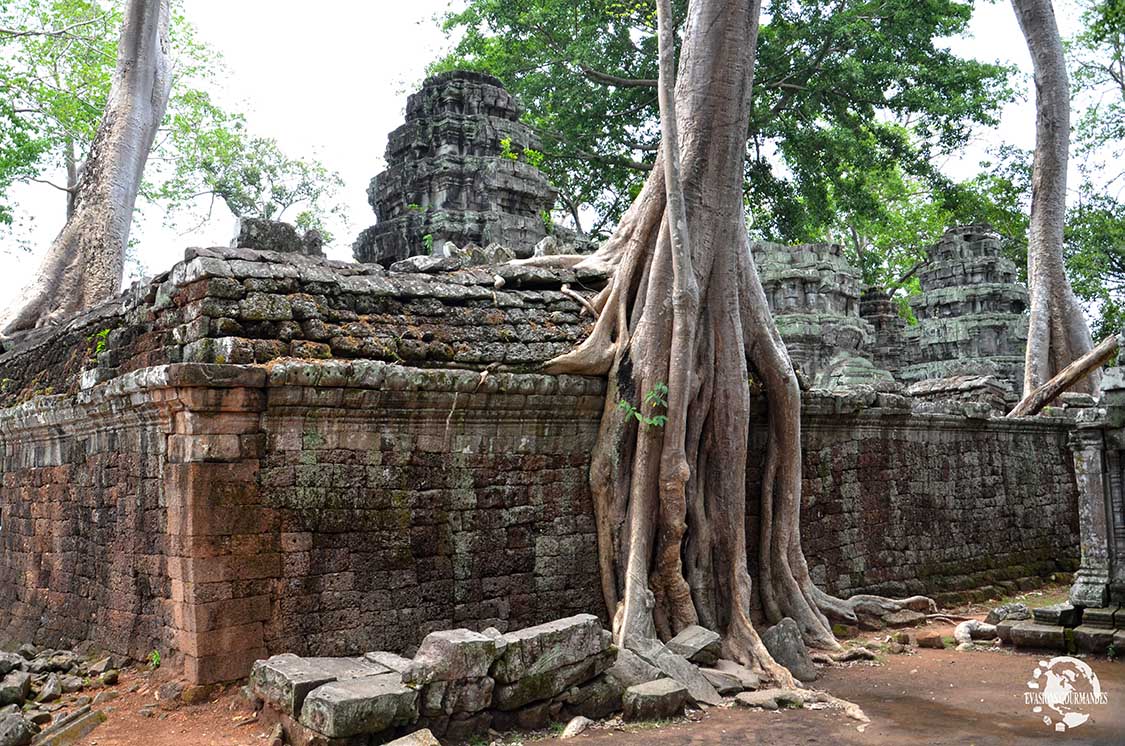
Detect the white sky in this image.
<box><xmin>0</xmin><ymin>0</ymin><xmax>1090</xmax><ymax>300</ymax></box>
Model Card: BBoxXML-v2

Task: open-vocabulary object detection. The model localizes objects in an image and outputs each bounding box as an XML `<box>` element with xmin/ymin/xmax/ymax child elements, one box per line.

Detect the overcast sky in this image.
<box><xmin>0</xmin><ymin>0</ymin><xmax>1088</xmax><ymax>299</ymax></box>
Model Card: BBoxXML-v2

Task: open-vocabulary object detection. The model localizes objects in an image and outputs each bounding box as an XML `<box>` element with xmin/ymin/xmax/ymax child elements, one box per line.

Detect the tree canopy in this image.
<box><xmin>0</xmin><ymin>0</ymin><xmax>343</xmax><ymax>250</ymax></box>
<box><xmin>433</xmin><ymin>0</ymin><xmax>1014</xmax><ymax>246</ymax></box>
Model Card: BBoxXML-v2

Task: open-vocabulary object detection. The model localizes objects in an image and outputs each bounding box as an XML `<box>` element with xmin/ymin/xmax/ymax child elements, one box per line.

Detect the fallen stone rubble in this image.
<box><xmin>250</xmin><ymin>614</ymin><xmax>788</xmax><ymax>744</ymax></box>
<box><xmin>0</xmin><ymin>643</ymin><xmax>119</xmax><ymax>746</ymax></box>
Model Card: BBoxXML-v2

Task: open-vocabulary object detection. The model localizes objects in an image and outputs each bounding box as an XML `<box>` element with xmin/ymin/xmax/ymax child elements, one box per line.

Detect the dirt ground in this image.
<box><xmin>79</xmin><ymin>588</ymin><xmax>1124</xmax><ymax>746</ymax></box>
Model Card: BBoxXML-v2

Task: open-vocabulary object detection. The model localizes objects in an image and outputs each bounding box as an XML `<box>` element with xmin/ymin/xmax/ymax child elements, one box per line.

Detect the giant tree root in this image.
<box><xmin>520</xmin><ymin>0</ymin><xmax>934</xmax><ymax>696</ymax></box>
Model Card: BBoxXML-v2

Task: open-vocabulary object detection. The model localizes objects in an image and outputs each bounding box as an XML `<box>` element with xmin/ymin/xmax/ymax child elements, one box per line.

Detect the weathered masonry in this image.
<box><xmin>0</xmin><ymin>243</ymin><xmax>1080</xmax><ymax>685</ymax></box>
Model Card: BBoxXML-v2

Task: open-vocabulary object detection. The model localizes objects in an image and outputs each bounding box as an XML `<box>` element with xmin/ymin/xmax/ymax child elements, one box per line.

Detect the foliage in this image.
<box><xmin>433</xmin><ymin>0</ymin><xmax>1014</xmax><ymax>242</ymax></box>
<box><xmin>617</xmin><ymin>381</ymin><xmax>668</xmax><ymax>427</ymax></box>
<box><xmin>1065</xmin><ymin>0</ymin><xmax>1125</xmax><ymax>339</ymax></box>
<box><xmin>147</xmin><ymin>649</ymin><xmax>161</xmax><ymax>670</ymax></box>
<box><xmin>0</xmin><ymin>0</ymin><xmax>343</xmax><ymax>247</ymax></box>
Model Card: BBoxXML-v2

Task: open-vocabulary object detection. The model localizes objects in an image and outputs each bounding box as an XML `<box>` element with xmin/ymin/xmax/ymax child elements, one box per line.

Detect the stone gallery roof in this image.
<box><xmin>0</xmin><ymin>245</ymin><xmax>600</xmax><ymax>408</ymax></box>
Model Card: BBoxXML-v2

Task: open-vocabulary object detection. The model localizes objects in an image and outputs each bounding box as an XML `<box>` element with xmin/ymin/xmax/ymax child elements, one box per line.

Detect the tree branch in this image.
<box><xmin>579</xmin><ymin>64</ymin><xmax>658</xmax><ymax>88</ymax></box>
<box><xmin>0</xmin><ymin>12</ymin><xmax>110</xmax><ymax>40</ymax></box>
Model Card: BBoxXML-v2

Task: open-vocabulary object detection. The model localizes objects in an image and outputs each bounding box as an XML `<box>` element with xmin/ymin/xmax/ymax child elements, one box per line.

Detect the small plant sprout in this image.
<box><xmin>422</xmin><ymin>234</ymin><xmax>434</xmax><ymax>252</ymax></box>
<box><xmin>147</xmin><ymin>649</ymin><xmax>161</xmax><ymax>670</ymax></box>
<box><xmin>499</xmin><ymin>137</ymin><xmax>519</xmax><ymax>160</ymax></box>
<box><xmin>618</xmin><ymin>382</ymin><xmax>669</xmax><ymax>428</ymax></box>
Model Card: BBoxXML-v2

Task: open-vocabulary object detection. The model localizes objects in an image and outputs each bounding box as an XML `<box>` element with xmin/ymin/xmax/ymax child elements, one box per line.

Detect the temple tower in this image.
<box><xmin>354</xmin><ymin>71</ymin><xmax>557</xmax><ymax>265</ymax></box>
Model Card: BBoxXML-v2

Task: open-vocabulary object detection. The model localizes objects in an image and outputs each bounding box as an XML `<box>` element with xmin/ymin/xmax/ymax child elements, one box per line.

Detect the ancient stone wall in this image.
<box><xmin>0</xmin><ymin>358</ymin><xmax>1079</xmax><ymax>682</ymax></box>
<box><xmin>256</xmin><ymin>361</ymin><xmax>605</xmax><ymax>659</ymax></box>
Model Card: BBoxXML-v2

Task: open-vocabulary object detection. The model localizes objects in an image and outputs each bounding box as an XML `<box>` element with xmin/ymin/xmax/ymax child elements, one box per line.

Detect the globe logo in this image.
<box><xmin>1025</xmin><ymin>656</ymin><xmax>1108</xmax><ymax>732</ymax></box>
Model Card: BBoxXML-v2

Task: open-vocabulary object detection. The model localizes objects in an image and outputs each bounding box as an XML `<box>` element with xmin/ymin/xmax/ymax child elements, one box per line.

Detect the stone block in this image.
<box><xmin>883</xmin><ymin>609</ymin><xmax>927</xmax><ymax>628</ymax></box>
<box><xmin>299</xmin><ymin>674</ymin><xmax>418</xmax><ymax>738</ymax></box>
<box><xmin>762</xmin><ymin>618</ymin><xmax>818</xmax><ymax>682</ymax></box>
<box><xmin>0</xmin><ymin>656</ymin><xmax>21</xmax><ymax>678</ymax></box>
<box><xmin>250</xmin><ymin>655</ymin><xmax>388</xmax><ymax>717</ymax></box>
<box><xmin>1079</xmin><ymin>607</ymin><xmax>1117</xmax><ymax>630</ymax></box>
<box><xmin>621</xmin><ymin>678</ymin><xmax>687</xmax><ymax>722</ymax></box>
<box><xmin>1031</xmin><ymin>603</ymin><xmax>1082</xmax><ymax>628</ymax></box>
<box><xmin>403</xmin><ymin>629</ymin><xmax>498</xmax><ymax>685</ymax></box>
<box><xmin>491</xmin><ymin>649</ymin><xmax>613</xmax><ymax>711</ymax></box>
<box><xmin>665</xmin><ymin>625</ymin><xmax>721</xmax><ymax>666</ymax></box>
<box><xmin>0</xmin><ymin>712</ymin><xmax>35</xmax><ymax>746</ymax></box>
<box><xmin>419</xmin><ymin>677</ymin><xmax>494</xmax><ymax>716</ymax></box>
<box><xmin>560</xmin><ymin>674</ymin><xmax>623</xmax><ymax>720</ymax></box>
<box><xmin>629</xmin><ymin>640</ymin><xmax>721</xmax><ymax>706</ymax></box>
<box><xmin>491</xmin><ymin>614</ymin><xmax>606</xmax><ymax>684</ymax></box>
<box><xmin>0</xmin><ymin>672</ymin><xmax>31</xmax><ymax>706</ymax></box>
<box><xmin>1008</xmin><ymin>622</ymin><xmax>1067</xmax><ymax>651</ymax></box>
<box><xmin>1073</xmin><ymin>625</ymin><xmax>1115</xmax><ymax>655</ymax></box>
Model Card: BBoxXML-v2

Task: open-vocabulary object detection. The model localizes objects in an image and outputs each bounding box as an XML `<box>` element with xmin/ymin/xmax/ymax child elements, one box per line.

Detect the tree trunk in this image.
<box><xmin>1009</xmin><ymin>331</ymin><xmax>1121</xmax><ymax>416</ymax></box>
<box><xmin>0</xmin><ymin>0</ymin><xmax>171</xmax><ymax>338</ymax></box>
<box><xmin>519</xmin><ymin>0</ymin><xmax>929</xmax><ymax>685</ymax></box>
<box><xmin>1012</xmin><ymin>0</ymin><xmax>1097</xmax><ymax>396</ymax></box>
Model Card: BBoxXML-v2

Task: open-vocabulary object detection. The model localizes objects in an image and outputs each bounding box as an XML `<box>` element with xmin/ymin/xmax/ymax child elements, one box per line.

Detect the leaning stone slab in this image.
<box><xmin>629</xmin><ymin>640</ymin><xmax>721</xmax><ymax>706</ymax></box>
<box><xmin>492</xmin><ymin>649</ymin><xmax>614</xmax><ymax>711</ymax></box>
<box><xmin>762</xmin><ymin>618</ymin><xmax>818</xmax><ymax>682</ymax></box>
<box><xmin>665</xmin><ymin>626</ymin><xmax>721</xmax><ymax>666</ymax></box>
<box><xmin>404</xmin><ymin>630</ymin><xmax>499</xmax><ymax>686</ymax></box>
<box><xmin>1008</xmin><ymin>622</ymin><xmax>1067</xmax><ymax>651</ymax></box>
<box><xmin>25</xmin><ymin>707</ymin><xmax>106</xmax><ymax>746</ymax></box>
<box><xmin>622</xmin><ymin>678</ymin><xmax>687</xmax><ymax>721</ymax></box>
<box><xmin>386</xmin><ymin>729</ymin><xmax>441</xmax><ymax>746</ymax></box>
<box><xmin>699</xmin><ymin>668</ymin><xmax>743</xmax><ymax>695</ymax></box>
<box><xmin>251</xmin><ymin>655</ymin><xmax>388</xmax><ymax>717</ymax></box>
<box><xmin>603</xmin><ymin>648</ymin><xmax>662</xmax><ymax>689</ymax></box>
<box><xmin>299</xmin><ymin>674</ymin><xmax>418</xmax><ymax>738</ymax></box>
<box><xmin>491</xmin><ymin>615</ymin><xmax>607</xmax><ymax>684</ymax></box>
<box><xmin>713</xmin><ymin>660</ymin><xmax>761</xmax><ymax>691</ymax></box>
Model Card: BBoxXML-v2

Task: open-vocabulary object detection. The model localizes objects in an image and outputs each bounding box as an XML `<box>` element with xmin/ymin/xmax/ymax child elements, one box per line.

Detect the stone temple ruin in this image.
<box><xmin>354</xmin><ymin>72</ymin><xmax>562</xmax><ymax>266</ymax></box>
<box><xmin>752</xmin><ymin>226</ymin><xmax>1030</xmax><ymax>400</ymax></box>
<box><xmin>0</xmin><ymin>69</ymin><xmax>1120</xmax><ymax>744</ymax></box>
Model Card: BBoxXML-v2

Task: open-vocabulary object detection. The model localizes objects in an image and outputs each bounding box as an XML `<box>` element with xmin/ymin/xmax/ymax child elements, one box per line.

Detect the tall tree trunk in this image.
<box><xmin>517</xmin><ymin>0</ymin><xmax>928</xmax><ymax>685</ymax></box>
<box><xmin>1012</xmin><ymin>0</ymin><xmax>1098</xmax><ymax>396</ymax></box>
<box><xmin>0</xmin><ymin>0</ymin><xmax>171</xmax><ymax>338</ymax></box>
